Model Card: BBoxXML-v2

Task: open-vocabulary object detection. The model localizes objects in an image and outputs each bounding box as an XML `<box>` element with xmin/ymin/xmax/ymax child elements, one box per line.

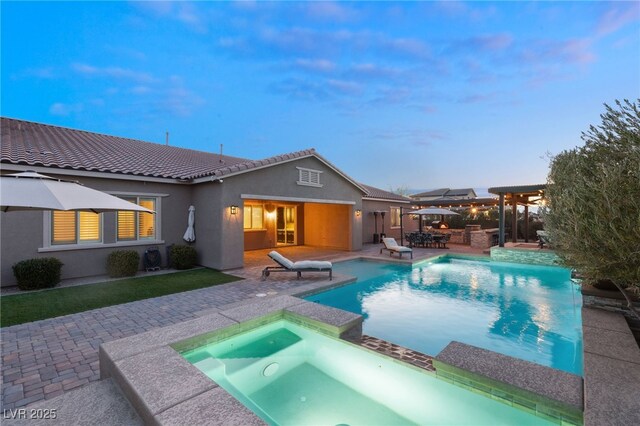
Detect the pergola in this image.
<box><xmin>488</xmin><ymin>184</ymin><xmax>546</xmax><ymax>246</ymax></box>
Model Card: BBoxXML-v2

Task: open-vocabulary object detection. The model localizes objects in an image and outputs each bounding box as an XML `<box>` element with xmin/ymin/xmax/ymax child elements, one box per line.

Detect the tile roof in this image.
<box><xmin>360</xmin><ymin>183</ymin><xmax>411</xmax><ymax>202</ymax></box>
<box><xmin>1</xmin><ymin>117</ymin><xmax>319</xmax><ymax>180</ymax></box>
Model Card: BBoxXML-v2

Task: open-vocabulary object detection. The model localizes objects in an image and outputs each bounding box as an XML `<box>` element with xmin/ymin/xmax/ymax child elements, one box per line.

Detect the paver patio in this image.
<box><xmin>1</xmin><ymin>243</ymin><xmax>485</xmax><ymax>410</ymax></box>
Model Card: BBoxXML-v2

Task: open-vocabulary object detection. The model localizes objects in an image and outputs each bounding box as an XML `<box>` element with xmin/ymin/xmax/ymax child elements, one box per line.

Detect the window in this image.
<box><xmin>117</xmin><ymin>197</ymin><xmax>157</xmax><ymax>241</ymax></box>
<box><xmin>244</xmin><ymin>205</ymin><xmax>264</xmax><ymax>230</ymax></box>
<box><xmin>390</xmin><ymin>206</ymin><xmax>401</xmax><ymax>228</ymax></box>
<box><xmin>296</xmin><ymin>167</ymin><xmax>323</xmax><ymax>187</ymax></box>
<box><xmin>52</xmin><ymin>211</ymin><xmax>102</xmax><ymax>245</ymax></box>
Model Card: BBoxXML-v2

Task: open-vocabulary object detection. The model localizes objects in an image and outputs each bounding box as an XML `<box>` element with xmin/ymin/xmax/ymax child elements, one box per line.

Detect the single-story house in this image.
<box><xmin>0</xmin><ymin>118</ymin><xmax>416</xmax><ymax>286</ymax></box>
<box><xmin>360</xmin><ymin>184</ymin><xmax>418</xmax><ymax>243</ymax></box>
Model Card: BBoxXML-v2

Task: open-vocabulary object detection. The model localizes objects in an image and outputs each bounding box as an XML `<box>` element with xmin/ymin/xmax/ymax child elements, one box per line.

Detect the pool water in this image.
<box><xmin>306</xmin><ymin>257</ymin><xmax>583</xmax><ymax>375</ymax></box>
<box><xmin>183</xmin><ymin>320</ymin><xmax>553</xmax><ymax>425</ymax></box>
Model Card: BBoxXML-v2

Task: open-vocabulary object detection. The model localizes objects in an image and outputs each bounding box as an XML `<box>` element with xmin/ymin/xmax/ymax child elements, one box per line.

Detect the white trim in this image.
<box><xmin>363</xmin><ymin>197</ymin><xmax>411</xmax><ymax>204</ymax></box>
<box><xmin>296</xmin><ymin>181</ymin><xmax>323</xmax><ymax>188</ymax></box>
<box><xmin>38</xmin><ymin>239</ymin><xmax>165</xmax><ymax>253</ymax></box>
<box><xmin>191</xmin><ymin>155</ymin><xmax>317</xmax><ymax>184</ymax></box>
<box><xmin>241</xmin><ymin>194</ymin><xmax>355</xmax><ymax>205</ymax></box>
<box><xmin>191</xmin><ymin>152</ymin><xmax>368</xmax><ymax>194</ymax></box>
<box><xmin>1</xmin><ymin>164</ymin><xmax>187</xmax><ymax>184</ymax></box>
<box><xmin>107</xmin><ymin>191</ymin><xmax>170</xmax><ymax>197</ymax></box>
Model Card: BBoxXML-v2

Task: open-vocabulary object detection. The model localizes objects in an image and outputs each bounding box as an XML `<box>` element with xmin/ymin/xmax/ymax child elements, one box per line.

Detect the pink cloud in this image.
<box><xmin>597</xmin><ymin>3</ymin><xmax>640</xmax><ymax>36</ymax></box>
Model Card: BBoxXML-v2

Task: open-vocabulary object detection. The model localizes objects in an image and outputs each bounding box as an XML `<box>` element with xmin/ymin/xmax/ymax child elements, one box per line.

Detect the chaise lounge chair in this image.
<box><xmin>261</xmin><ymin>251</ymin><xmax>333</xmax><ymax>281</ymax></box>
<box><xmin>380</xmin><ymin>237</ymin><xmax>413</xmax><ymax>259</ymax></box>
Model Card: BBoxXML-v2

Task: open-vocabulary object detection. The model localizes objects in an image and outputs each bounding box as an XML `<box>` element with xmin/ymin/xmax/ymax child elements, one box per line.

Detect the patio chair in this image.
<box><xmin>261</xmin><ymin>251</ymin><xmax>333</xmax><ymax>281</ymax></box>
<box><xmin>380</xmin><ymin>237</ymin><xmax>413</xmax><ymax>259</ymax></box>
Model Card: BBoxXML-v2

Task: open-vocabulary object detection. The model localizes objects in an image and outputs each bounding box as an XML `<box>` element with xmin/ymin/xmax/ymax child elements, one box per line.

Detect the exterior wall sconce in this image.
<box><xmin>230</xmin><ymin>205</ymin><xmax>238</xmax><ymax>215</ymax></box>
<box><xmin>355</xmin><ymin>209</ymin><xmax>361</xmax><ymax>217</ymax></box>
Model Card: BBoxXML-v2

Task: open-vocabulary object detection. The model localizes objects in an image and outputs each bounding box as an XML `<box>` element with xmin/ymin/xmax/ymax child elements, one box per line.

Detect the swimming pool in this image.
<box><xmin>306</xmin><ymin>256</ymin><xmax>583</xmax><ymax>375</ymax></box>
<box><xmin>183</xmin><ymin>319</ymin><xmax>553</xmax><ymax>425</ymax></box>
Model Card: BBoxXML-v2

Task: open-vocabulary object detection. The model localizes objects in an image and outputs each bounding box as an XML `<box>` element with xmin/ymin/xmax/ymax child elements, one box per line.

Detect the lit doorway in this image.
<box><xmin>276</xmin><ymin>206</ymin><xmax>296</xmax><ymax>245</ymax></box>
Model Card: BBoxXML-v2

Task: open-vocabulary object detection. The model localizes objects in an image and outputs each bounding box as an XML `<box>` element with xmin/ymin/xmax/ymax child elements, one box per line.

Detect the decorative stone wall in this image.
<box><xmin>490</xmin><ymin>247</ymin><xmax>561</xmax><ymax>266</ymax></box>
<box><xmin>470</xmin><ymin>228</ymin><xmax>499</xmax><ymax>249</ymax></box>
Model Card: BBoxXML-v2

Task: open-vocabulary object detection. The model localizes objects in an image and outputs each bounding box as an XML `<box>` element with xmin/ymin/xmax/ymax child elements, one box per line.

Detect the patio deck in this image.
<box><xmin>1</xmin><ymin>243</ymin><xmax>482</xmax><ymax>411</ymax></box>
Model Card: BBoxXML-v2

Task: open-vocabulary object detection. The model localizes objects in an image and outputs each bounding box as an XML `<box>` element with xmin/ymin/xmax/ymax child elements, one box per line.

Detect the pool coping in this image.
<box><xmin>98</xmin><ymin>255</ymin><xmax>591</xmax><ymax>425</ymax></box>
<box><xmin>434</xmin><ymin>342</ymin><xmax>583</xmax><ymax>425</ymax></box>
<box><xmin>99</xmin><ymin>294</ymin><xmax>363</xmax><ymax>424</ymax></box>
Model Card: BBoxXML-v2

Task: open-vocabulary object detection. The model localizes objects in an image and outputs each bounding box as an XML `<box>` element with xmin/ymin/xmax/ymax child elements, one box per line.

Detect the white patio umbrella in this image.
<box><xmin>0</xmin><ymin>171</ymin><xmax>153</xmax><ymax>213</ymax></box>
<box><xmin>411</xmin><ymin>208</ymin><xmax>460</xmax><ymax>216</ymax></box>
<box><xmin>183</xmin><ymin>205</ymin><xmax>196</xmax><ymax>243</ymax></box>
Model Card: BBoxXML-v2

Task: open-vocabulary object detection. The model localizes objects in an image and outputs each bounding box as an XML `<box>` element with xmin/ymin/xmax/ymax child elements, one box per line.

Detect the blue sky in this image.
<box><xmin>2</xmin><ymin>1</ymin><xmax>639</xmax><ymax>191</ymax></box>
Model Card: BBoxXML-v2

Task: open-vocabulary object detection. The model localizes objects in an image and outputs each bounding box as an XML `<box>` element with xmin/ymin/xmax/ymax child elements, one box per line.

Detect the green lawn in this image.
<box><xmin>1</xmin><ymin>269</ymin><xmax>242</xmax><ymax>327</ymax></box>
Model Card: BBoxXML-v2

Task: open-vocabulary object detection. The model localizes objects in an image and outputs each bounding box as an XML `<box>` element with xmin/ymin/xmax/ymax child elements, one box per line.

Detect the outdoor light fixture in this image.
<box><xmin>355</xmin><ymin>209</ymin><xmax>361</xmax><ymax>217</ymax></box>
<box><xmin>471</xmin><ymin>207</ymin><xmax>478</xmax><ymax>214</ymax></box>
<box><xmin>230</xmin><ymin>205</ymin><xmax>238</xmax><ymax>215</ymax></box>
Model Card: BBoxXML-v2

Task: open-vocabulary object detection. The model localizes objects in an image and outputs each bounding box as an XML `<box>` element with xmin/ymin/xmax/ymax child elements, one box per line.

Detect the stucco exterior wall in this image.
<box><xmin>1</xmin><ymin>155</ymin><xmax>366</xmax><ymax>284</ymax></box>
<box><xmin>193</xmin><ymin>157</ymin><xmax>363</xmax><ymax>270</ymax></box>
<box><xmin>361</xmin><ymin>199</ymin><xmax>417</xmax><ymax>244</ymax></box>
<box><xmin>1</xmin><ymin>173</ymin><xmax>192</xmax><ymax>286</ymax></box>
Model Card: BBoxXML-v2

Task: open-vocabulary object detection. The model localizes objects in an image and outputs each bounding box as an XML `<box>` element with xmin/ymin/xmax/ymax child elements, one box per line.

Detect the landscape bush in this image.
<box><xmin>542</xmin><ymin>99</ymin><xmax>640</xmax><ymax>301</ymax></box>
<box><xmin>13</xmin><ymin>257</ymin><xmax>63</xmax><ymax>291</ymax></box>
<box><xmin>171</xmin><ymin>245</ymin><xmax>198</xmax><ymax>270</ymax></box>
<box><xmin>107</xmin><ymin>250</ymin><xmax>140</xmax><ymax>278</ymax></box>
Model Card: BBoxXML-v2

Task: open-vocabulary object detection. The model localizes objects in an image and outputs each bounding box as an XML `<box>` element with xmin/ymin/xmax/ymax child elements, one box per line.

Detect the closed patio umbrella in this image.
<box><xmin>0</xmin><ymin>171</ymin><xmax>153</xmax><ymax>213</ymax></box>
<box><xmin>183</xmin><ymin>205</ymin><xmax>196</xmax><ymax>243</ymax></box>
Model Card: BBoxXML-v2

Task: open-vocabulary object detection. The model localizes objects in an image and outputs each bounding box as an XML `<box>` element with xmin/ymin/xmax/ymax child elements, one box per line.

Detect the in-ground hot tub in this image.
<box><xmin>182</xmin><ymin>319</ymin><xmax>552</xmax><ymax>425</ymax></box>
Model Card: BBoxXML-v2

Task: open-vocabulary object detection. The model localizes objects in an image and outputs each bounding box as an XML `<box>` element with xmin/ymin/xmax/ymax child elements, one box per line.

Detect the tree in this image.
<box><xmin>543</xmin><ymin>99</ymin><xmax>640</xmax><ymax>315</ymax></box>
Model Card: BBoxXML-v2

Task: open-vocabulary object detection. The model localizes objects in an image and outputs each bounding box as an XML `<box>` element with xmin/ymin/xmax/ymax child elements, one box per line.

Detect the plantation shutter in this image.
<box><xmin>138</xmin><ymin>198</ymin><xmax>155</xmax><ymax>239</ymax></box>
<box><xmin>117</xmin><ymin>197</ymin><xmax>137</xmax><ymax>240</ymax></box>
<box><xmin>79</xmin><ymin>212</ymin><xmax>101</xmax><ymax>242</ymax></box>
<box><xmin>243</xmin><ymin>206</ymin><xmax>252</xmax><ymax>229</ymax></box>
<box><xmin>252</xmin><ymin>206</ymin><xmax>263</xmax><ymax>229</ymax></box>
<box><xmin>52</xmin><ymin>211</ymin><xmax>76</xmax><ymax>244</ymax></box>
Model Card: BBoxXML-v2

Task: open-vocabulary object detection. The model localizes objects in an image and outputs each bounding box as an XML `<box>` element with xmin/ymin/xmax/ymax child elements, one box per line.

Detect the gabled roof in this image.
<box><xmin>360</xmin><ymin>183</ymin><xmax>412</xmax><ymax>203</ymax></box>
<box><xmin>1</xmin><ymin>117</ymin><xmax>251</xmax><ymax>180</ymax></box>
<box><xmin>0</xmin><ymin>117</ymin><xmax>368</xmax><ymax>194</ymax></box>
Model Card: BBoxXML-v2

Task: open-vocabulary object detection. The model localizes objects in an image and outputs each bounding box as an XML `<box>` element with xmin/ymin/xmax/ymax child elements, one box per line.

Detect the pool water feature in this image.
<box><xmin>183</xmin><ymin>319</ymin><xmax>553</xmax><ymax>425</ymax></box>
<box><xmin>306</xmin><ymin>256</ymin><xmax>583</xmax><ymax>375</ymax></box>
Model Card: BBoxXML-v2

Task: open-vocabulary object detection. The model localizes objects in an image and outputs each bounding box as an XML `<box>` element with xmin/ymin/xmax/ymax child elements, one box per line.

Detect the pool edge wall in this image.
<box><xmin>98</xmin><ymin>294</ymin><xmax>363</xmax><ymax>424</ymax></box>
<box><xmin>434</xmin><ymin>341</ymin><xmax>583</xmax><ymax>425</ymax></box>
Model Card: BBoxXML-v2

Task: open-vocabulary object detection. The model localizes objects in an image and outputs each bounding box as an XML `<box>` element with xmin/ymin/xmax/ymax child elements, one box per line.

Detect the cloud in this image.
<box><xmin>219</xmin><ymin>26</ymin><xmax>431</xmax><ymax>61</ymax></box>
<box><xmin>49</xmin><ymin>102</ymin><xmax>83</xmax><ymax>116</ymax></box>
<box><xmin>327</xmin><ymin>79</ymin><xmax>362</xmax><ymax>95</ymax></box>
<box><xmin>449</xmin><ymin>34</ymin><xmax>514</xmax><ymax>52</ymax></box>
<box><xmin>596</xmin><ymin>3</ymin><xmax>639</xmax><ymax>36</ymax></box>
<box><xmin>293</xmin><ymin>58</ymin><xmax>336</xmax><ymax>73</ymax></box>
<box><xmin>130</xmin><ymin>1</ymin><xmax>207</xmax><ymax>33</ymax></box>
<box><xmin>176</xmin><ymin>2</ymin><xmax>208</xmax><ymax>33</ymax></box>
<box><xmin>518</xmin><ymin>38</ymin><xmax>595</xmax><ymax>66</ymax></box>
<box><xmin>71</xmin><ymin>63</ymin><xmax>158</xmax><ymax>83</ymax></box>
<box><xmin>362</xmin><ymin>128</ymin><xmax>448</xmax><ymax>147</ymax></box>
<box><xmin>432</xmin><ymin>1</ymin><xmax>497</xmax><ymax>22</ymax></box>
<box><xmin>344</xmin><ymin>63</ymin><xmax>401</xmax><ymax>80</ymax></box>
<box><xmin>305</xmin><ymin>2</ymin><xmax>359</xmax><ymax>22</ymax></box>
<box><xmin>130</xmin><ymin>85</ymin><xmax>152</xmax><ymax>95</ymax></box>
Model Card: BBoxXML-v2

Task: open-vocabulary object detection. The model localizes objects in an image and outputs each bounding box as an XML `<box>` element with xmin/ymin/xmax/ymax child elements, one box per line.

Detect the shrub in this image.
<box><xmin>12</xmin><ymin>257</ymin><xmax>63</xmax><ymax>291</ymax></box>
<box><xmin>107</xmin><ymin>250</ymin><xmax>140</xmax><ymax>278</ymax></box>
<box><xmin>543</xmin><ymin>99</ymin><xmax>640</xmax><ymax>298</ymax></box>
<box><xmin>171</xmin><ymin>245</ymin><xmax>197</xmax><ymax>270</ymax></box>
